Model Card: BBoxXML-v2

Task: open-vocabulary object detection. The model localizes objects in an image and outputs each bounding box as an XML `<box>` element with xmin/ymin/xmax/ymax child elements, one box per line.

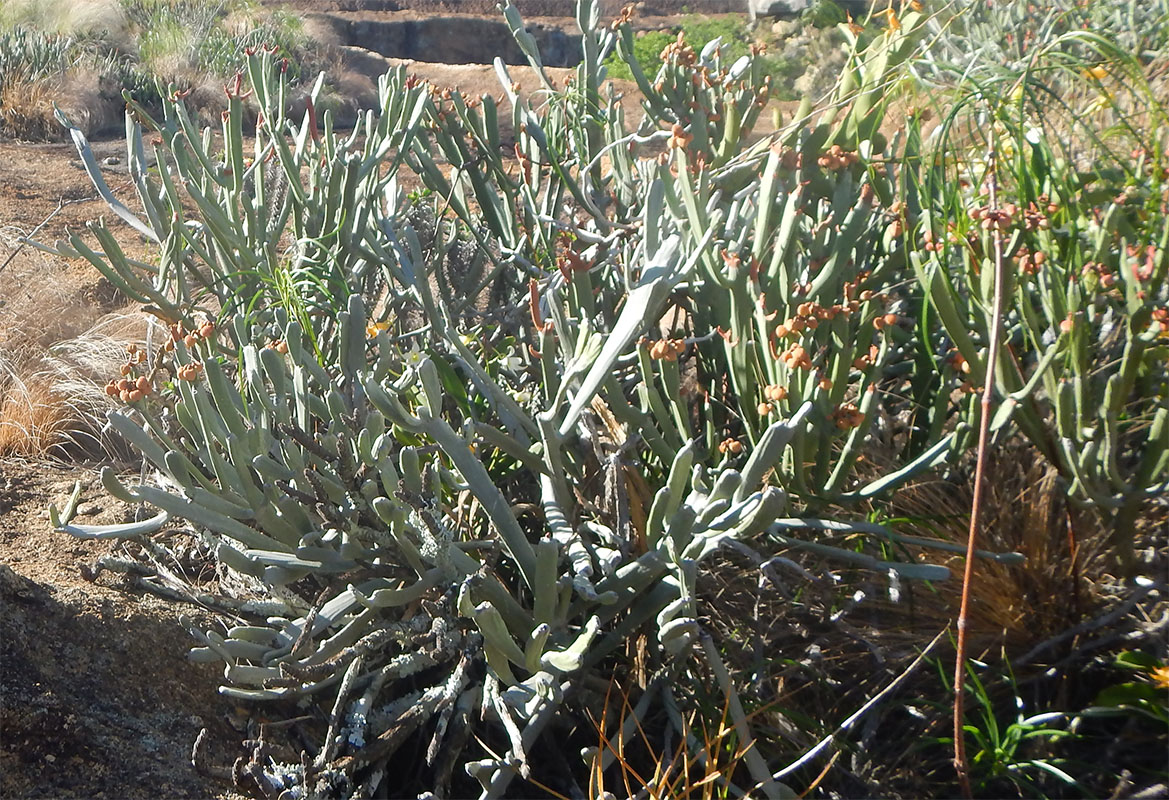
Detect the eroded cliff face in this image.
<box><xmin>318</xmin><ymin>14</ymin><xmax>584</xmax><ymax>66</ymax></box>
<box><xmin>292</xmin><ymin>0</ymin><xmax>878</xmax><ymax>68</ymax></box>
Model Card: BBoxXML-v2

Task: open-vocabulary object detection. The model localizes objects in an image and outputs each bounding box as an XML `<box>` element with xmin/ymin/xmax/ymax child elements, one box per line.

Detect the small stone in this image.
<box><xmin>75</xmin><ymin>504</ymin><xmax>101</xmax><ymax>517</ymax></box>
<box><xmin>44</xmin><ymin>754</ymin><xmax>56</xmax><ymax>763</ymax></box>
<box><xmin>101</xmin><ymin>156</ymin><xmax>121</xmax><ymax>166</ymax></box>
<box><xmin>771</xmin><ymin>19</ymin><xmax>798</xmax><ymax>37</ymax></box>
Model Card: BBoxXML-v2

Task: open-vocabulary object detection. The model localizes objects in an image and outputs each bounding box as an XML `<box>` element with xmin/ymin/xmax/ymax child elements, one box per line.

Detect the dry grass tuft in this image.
<box><xmin>0</xmin><ymin>65</ymin><xmax>118</xmax><ymax>140</ymax></box>
<box><xmin>0</xmin><ymin>314</ymin><xmax>158</xmax><ymax>459</ymax></box>
<box><xmin>0</xmin><ymin>0</ymin><xmax>128</xmax><ymax>42</ymax></box>
<box><xmin>0</xmin><ymin>366</ymin><xmax>71</xmax><ymax>455</ymax></box>
<box><xmin>0</xmin><ymin>75</ymin><xmax>65</xmax><ymax>141</ymax></box>
<box><xmin>886</xmin><ymin>445</ymin><xmax>1109</xmax><ymax>657</ymax></box>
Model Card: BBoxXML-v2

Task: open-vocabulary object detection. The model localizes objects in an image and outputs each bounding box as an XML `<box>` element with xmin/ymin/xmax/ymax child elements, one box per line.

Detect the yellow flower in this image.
<box><xmin>1151</xmin><ymin>665</ymin><xmax>1169</xmax><ymax>691</ymax></box>
<box><xmin>1084</xmin><ymin>65</ymin><xmax>1108</xmax><ymax>80</ymax></box>
<box><xmin>366</xmin><ymin>321</ymin><xmax>390</xmax><ymax>339</ymax></box>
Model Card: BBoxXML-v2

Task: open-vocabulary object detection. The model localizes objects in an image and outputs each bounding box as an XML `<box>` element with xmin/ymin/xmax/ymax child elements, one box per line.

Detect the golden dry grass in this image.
<box><xmin>0</xmin><ymin>76</ymin><xmax>64</xmax><ymax>141</ymax></box>
<box><xmin>888</xmin><ymin>450</ymin><xmax>1099</xmax><ymax>656</ymax></box>
<box><xmin>0</xmin><ymin>240</ymin><xmax>153</xmax><ymax>458</ymax></box>
<box><xmin>0</xmin><ymin>368</ymin><xmax>71</xmax><ymax>455</ymax></box>
<box><xmin>0</xmin><ymin>333</ymin><xmax>127</xmax><ymax>458</ymax></box>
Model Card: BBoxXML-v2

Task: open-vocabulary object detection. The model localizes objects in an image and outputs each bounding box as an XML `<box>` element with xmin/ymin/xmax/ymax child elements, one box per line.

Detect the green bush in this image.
<box><xmin>36</xmin><ymin>0</ymin><xmax>1168</xmax><ymax>796</ymax></box>
<box><xmin>47</xmin><ymin>4</ymin><xmax>974</xmax><ymax>796</ymax></box>
<box><xmin>602</xmin><ymin>28</ymin><xmax>672</xmax><ymax>81</ymax></box>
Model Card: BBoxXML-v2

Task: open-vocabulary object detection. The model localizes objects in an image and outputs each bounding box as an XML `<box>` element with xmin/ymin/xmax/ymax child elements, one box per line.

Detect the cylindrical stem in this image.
<box><xmin>953</xmin><ymin>141</ymin><xmax>1008</xmax><ymax>800</ymax></box>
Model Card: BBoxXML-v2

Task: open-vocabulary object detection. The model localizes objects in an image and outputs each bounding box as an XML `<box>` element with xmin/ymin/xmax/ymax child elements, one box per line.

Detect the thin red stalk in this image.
<box><xmin>953</xmin><ymin>145</ymin><xmax>1008</xmax><ymax>800</ymax></box>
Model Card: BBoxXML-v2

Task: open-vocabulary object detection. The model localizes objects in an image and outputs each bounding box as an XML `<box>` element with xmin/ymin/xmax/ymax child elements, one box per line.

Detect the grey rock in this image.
<box><xmin>340</xmin><ymin>17</ymin><xmax>582</xmax><ymax>67</ymax></box>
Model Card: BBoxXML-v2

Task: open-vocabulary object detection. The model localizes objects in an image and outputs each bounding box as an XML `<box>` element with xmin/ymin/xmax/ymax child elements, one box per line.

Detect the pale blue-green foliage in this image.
<box><xmin>0</xmin><ymin>27</ymin><xmax>78</xmax><ymax>81</ymax></box>
<box><xmin>916</xmin><ymin>0</ymin><xmax>1169</xmax><ymax>83</ymax></box>
<box><xmin>43</xmin><ymin>2</ymin><xmax>1003</xmax><ymax>796</ymax></box>
<box><xmin>910</xmin><ymin>27</ymin><xmax>1169</xmax><ymax>575</ymax></box>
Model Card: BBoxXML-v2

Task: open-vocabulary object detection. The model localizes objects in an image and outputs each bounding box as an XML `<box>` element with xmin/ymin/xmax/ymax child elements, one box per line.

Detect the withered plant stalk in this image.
<box><xmin>953</xmin><ymin>135</ymin><xmax>1008</xmax><ymax>799</ymax></box>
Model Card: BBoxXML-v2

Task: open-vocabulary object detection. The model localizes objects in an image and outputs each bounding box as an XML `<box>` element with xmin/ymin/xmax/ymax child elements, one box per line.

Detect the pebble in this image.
<box><xmin>101</xmin><ymin>156</ymin><xmax>121</xmax><ymax>166</ymax></box>
<box><xmin>75</xmin><ymin>504</ymin><xmax>101</xmax><ymax>517</ymax></box>
<box><xmin>771</xmin><ymin>20</ymin><xmax>798</xmax><ymax>37</ymax></box>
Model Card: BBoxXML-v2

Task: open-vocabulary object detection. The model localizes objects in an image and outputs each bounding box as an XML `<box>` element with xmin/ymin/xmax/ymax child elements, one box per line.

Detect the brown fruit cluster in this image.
<box><xmin>773</xmin><ymin>300</ymin><xmax>850</xmax><ymax>340</ymax></box>
<box><xmin>817</xmin><ymin>145</ymin><xmax>860</xmax><ymax>171</ymax></box>
<box><xmin>831</xmin><ymin>402</ymin><xmax>865</xmax><ymax>430</ymax></box>
<box><xmin>762</xmin><ymin>383</ymin><xmax>788</xmax><ymax>403</ymax></box>
<box><xmin>610</xmin><ymin>3</ymin><xmax>635</xmax><ymax>30</ymax></box>
<box><xmin>779</xmin><ymin>344</ymin><xmax>812</xmax><ymax>370</ymax></box>
<box><xmin>1152</xmin><ymin>307</ymin><xmax>1169</xmax><ymax>334</ymax></box>
<box><xmin>659</xmin><ymin>32</ymin><xmax>697</xmax><ymax>67</ymax></box>
<box><xmin>104</xmin><ymin>344</ymin><xmax>155</xmax><ymax>403</ymax></box>
<box><xmin>1022</xmin><ymin>197</ymin><xmax>1057</xmax><ymax>231</ymax></box>
<box><xmin>1013</xmin><ymin>246</ymin><xmax>1048</xmax><ymax>275</ymax></box>
<box><xmin>646</xmin><ymin>338</ymin><xmax>687</xmax><ymax>361</ymax></box>
<box><xmin>718</xmin><ymin>438</ymin><xmax>744</xmax><ymax>456</ymax></box>
<box><xmin>104</xmin><ymin>375</ymin><xmax>154</xmax><ymax>403</ymax></box>
<box><xmin>1081</xmin><ymin>261</ymin><xmax>1118</xmax><ymax>289</ymax></box>
<box><xmin>167</xmin><ymin>319</ymin><xmax>215</xmax><ymax>351</ymax></box>
<box><xmin>668</xmin><ymin>122</ymin><xmax>693</xmax><ymax>151</ymax></box>
<box><xmin>968</xmin><ymin>203</ymin><xmax>1016</xmax><ymax>232</ymax></box>
<box><xmin>175</xmin><ymin>361</ymin><xmax>205</xmax><ymax>382</ymax></box>
<box><xmin>1127</xmin><ymin>243</ymin><xmax>1158</xmax><ymax>282</ymax></box>
<box><xmin>852</xmin><ymin>344</ymin><xmax>881</xmax><ymax>370</ymax></box>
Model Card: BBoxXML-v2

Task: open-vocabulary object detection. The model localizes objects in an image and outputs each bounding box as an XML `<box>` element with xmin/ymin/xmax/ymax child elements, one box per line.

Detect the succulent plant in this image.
<box><xmin>42</xmin><ymin>2</ymin><xmax>1026</xmax><ymax>796</ymax></box>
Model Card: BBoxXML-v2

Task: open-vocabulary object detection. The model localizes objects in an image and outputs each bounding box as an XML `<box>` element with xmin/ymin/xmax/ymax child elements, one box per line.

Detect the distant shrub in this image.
<box><xmin>602</xmin><ymin>14</ymin><xmax>846</xmax><ymax>101</ymax></box>
<box><xmin>603</xmin><ymin>28</ymin><xmax>672</xmax><ymax>81</ymax></box>
<box><xmin>0</xmin><ymin>0</ymin><xmax>324</xmax><ymax>138</ymax></box>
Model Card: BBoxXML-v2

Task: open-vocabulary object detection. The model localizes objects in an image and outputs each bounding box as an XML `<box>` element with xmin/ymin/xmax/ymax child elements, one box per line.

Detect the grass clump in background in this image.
<box><xmin>603</xmin><ymin>1</ymin><xmax>851</xmax><ymax>100</ymax></box>
<box><xmin>0</xmin><ymin>0</ymin><xmax>326</xmax><ymax>140</ymax></box>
